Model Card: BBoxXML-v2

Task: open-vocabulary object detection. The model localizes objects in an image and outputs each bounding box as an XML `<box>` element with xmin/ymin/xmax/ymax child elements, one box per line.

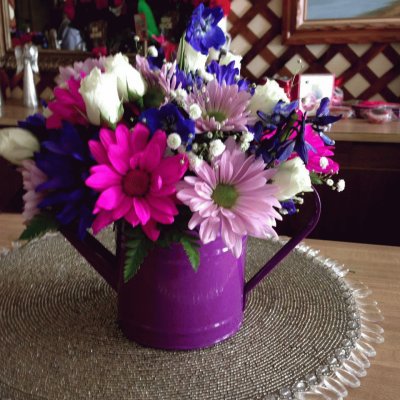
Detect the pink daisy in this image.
<box><xmin>19</xmin><ymin>159</ymin><xmax>48</xmax><ymax>222</ymax></box>
<box><xmin>46</xmin><ymin>77</ymin><xmax>88</xmax><ymax>129</ymax></box>
<box><xmin>304</xmin><ymin>125</ymin><xmax>339</xmax><ymax>174</ymax></box>
<box><xmin>186</xmin><ymin>80</ymin><xmax>255</xmax><ymax>133</ymax></box>
<box><xmin>85</xmin><ymin>123</ymin><xmax>188</xmax><ymax>241</ymax></box>
<box><xmin>177</xmin><ymin>138</ymin><xmax>281</xmax><ymax>258</ymax></box>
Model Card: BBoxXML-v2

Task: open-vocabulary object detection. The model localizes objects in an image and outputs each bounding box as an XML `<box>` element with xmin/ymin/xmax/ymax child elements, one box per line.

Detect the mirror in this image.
<box><xmin>282</xmin><ymin>0</ymin><xmax>400</xmax><ymax>44</ymax></box>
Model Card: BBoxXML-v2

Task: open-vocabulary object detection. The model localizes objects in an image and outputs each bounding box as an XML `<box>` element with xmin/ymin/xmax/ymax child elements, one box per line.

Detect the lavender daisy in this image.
<box><xmin>187</xmin><ymin>79</ymin><xmax>255</xmax><ymax>132</ymax></box>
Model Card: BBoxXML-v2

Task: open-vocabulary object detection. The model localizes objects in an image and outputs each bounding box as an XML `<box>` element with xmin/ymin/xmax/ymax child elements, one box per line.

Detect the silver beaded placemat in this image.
<box><xmin>0</xmin><ymin>232</ymin><xmax>382</xmax><ymax>400</ymax></box>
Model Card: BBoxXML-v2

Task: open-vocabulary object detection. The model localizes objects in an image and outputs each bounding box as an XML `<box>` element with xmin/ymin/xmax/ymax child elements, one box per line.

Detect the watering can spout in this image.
<box><xmin>60</xmin><ymin>225</ymin><xmax>119</xmax><ymax>291</ymax></box>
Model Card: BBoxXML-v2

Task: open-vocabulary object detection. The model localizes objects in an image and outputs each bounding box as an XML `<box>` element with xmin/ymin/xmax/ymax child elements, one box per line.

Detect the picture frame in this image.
<box><xmin>282</xmin><ymin>0</ymin><xmax>400</xmax><ymax>44</ymax></box>
<box><xmin>293</xmin><ymin>73</ymin><xmax>335</xmax><ymax>114</ymax></box>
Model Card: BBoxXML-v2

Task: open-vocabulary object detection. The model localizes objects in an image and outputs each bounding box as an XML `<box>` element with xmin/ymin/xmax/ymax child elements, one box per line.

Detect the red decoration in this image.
<box><xmin>192</xmin><ymin>0</ymin><xmax>231</xmax><ymax>16</ymax></box>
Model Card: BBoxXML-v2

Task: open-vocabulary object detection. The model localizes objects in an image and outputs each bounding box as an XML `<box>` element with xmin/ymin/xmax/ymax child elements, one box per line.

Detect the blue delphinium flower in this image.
<box><xmin>307</xmin><ymin>97</ymin><xmax>341</xmax><ymax>145</ymax></box>
<box><xmin>206</xmin><ymin>60</ymin><xmax>250</xmax><ymax>92</ymax></box>
<box><xmin>175</xmin><ymin>67</ymin><xmax>203</xmax><ymax>91</ymax></box>
<box><xmin>185</xmin><ymin>4</ymin><xmax>225</xmax><ymax>55</ymax></box>
<box><xmin>139</xmin><ymin>103</ymin><xmax>195</xmax><ymax>145</ymax></box>
<box><xmin>18</xmin><ymin>113</ymin><xmax>48</xmax><ymax>142</ymax></box>
<box><xmin>281</xmin><ymin>199</ymin><xmax>297</xmax><ymax>215</ymax></box>
<box><xmin>34</xmin><ymin>122</ymin><xmax>97</xmax><ymax>239</ymax></box>
<box><xmin>147</xmin><ymin>46</ymin><xmax>165</xmax><ymax>70</ymax></box>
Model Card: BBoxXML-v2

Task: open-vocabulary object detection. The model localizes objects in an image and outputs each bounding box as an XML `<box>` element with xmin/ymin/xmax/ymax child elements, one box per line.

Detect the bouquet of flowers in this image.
<box><xmin>0</xmin><ymin>4</ymin><xmax>343</xmax><ymax>281</ymax></box>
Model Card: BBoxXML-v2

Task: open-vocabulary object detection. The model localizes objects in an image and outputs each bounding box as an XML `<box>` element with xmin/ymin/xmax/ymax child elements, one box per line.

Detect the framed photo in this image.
<box><xmin>294</xmin><ymin>74</ymin><xmax>335</xmax><ymax>115</ymax></box>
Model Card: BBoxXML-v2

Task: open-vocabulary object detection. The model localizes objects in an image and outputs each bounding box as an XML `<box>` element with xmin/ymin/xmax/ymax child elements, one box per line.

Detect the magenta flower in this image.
<box><xmin>86</xmin><ymin>123</ymin><xmax>188</xmax><ymax>241</ymax></box>
<box><xmin>46</xmin><ymin>77</ymin><xmax>88</xmax><ymax>130</ymax></box>
<box><xmin>177</xmin><ymin>138</ymin><xmax>281</xmax><ymax>257</ymax></box>
<box><xmin>305</xmin><ymin>125</ymin><xmax>339</xmax><ymax>174</ymax></box>
<box><xmin>187</xmin><ymin>80</ymin><xmax>255</xmax><ymax>133</ymax></box>
<box><xmin>19</xmin><ymin>159</ymin><xmax>48</xmax><ymax>222</ymax></box>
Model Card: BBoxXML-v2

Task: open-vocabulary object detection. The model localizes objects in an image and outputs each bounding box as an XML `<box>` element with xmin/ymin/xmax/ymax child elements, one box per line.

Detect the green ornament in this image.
<box><xmin>138</xmin><ymin>0</ymin><xmax>160</xmax><ymax>38</ymax></box>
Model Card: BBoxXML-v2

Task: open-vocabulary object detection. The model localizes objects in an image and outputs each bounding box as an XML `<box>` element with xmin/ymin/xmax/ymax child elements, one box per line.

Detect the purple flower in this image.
<box><xmin>185</xmin><ymin>4</ymin><xmax>225</xmax><ymax>55</ymax></box>
<box><xmin>34</xmin><ymin>122</ymin><xmax>97</xmax><ymax>238</ymax></box>
<box><xmin>139</xmin><ymin>103</ymin><xmax>195</xmax><ymax>144</ymax></box>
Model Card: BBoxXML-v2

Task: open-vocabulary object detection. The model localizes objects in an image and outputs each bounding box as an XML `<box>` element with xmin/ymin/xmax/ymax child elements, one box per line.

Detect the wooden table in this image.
<box><xmin>0</xmin><ymin>99</ymin><xmax>39</xmax><ymax>127</ymax></box>
<box><xmin>330</xmin><ymin>119</ymin><xmax>400</xmax><ymax>143</ymax></box>
<box><xmin>0</xmin><ymin>213</ymin><xmax>398</xmax><ymax>400</ymax></box>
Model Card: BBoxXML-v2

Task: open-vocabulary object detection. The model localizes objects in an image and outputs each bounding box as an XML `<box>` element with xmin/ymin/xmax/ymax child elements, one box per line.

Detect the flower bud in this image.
<box><xmin>0</xmin><ymin>128</ymin><xmax>40</xmax><ymax>165</ymax></box>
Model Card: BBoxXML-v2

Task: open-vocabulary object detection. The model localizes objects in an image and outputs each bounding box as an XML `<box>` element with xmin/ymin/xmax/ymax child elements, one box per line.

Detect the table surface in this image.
<box><xmin>0</xmin><ymin>213</ymin><xmax>399</xmax><ymax>400</ymax></box>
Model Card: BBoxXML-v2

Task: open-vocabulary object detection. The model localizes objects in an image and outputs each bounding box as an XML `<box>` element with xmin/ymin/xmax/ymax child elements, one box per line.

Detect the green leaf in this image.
<box><xmin>19</xmin><ymin>213</ymin><xmax>58</xmax><ymax>241</ymax></box>
<box><xmin>310</xmin><ymin>172</ymin><xmax>324</xmax><ymax>185</ymax></box>
<box><xmin>123</xmin><ymin>234</ymin><xmax>154</xmax><ymax>283</ymax></box>
<box><xmin>180</xmin><ymin>235</ymin><xmax>200</xmax><ymax>272</ymax></box>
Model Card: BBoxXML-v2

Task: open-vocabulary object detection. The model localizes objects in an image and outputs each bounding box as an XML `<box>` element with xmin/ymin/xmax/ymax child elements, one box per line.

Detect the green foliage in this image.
<box><xmin>122</xmin><ymin>208</ymin><xmax>201</xmax><ymax>281</ymax></box>
<box><xmin>19</xmin><ymin>213</ymin><xmax>58</xmax><ymax>241</ymax></box>
<box><xmin>123</xmin><ymin>226</ymin><xmax>154</xmax><ymax>282</ymax></box>
<box><xmin>310</xmin><ymin>172</ymin><xmax>324</xmax><ymax>185</ymax></box>
<box><xmin>180</xmin><ymin>234</ymin><xmax>200</xmax><ymax>272</ymax></box>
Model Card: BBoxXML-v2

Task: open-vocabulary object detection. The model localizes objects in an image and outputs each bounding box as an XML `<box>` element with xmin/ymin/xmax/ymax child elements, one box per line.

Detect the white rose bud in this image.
<box><xmin>79</xmin><ymin>67</ymin><xmax>122</xmax><ymax>126</ymax></box>
<box><xmin>337</xmin><ymin>179</ymin><xmax>345</xmax><ymax>192</ymax></box>
<box><xmin>189</xmin><ymin>104</ymin><xmax>202</xmax><ymax>120</ymax></box>
<box><xmin>0</xmin><ymin>128</ymin><xmax>40</xmax><ymax>165</ymax></box>
<box><xmin>104</xmin><ymin>53</ymin><xmax>147</xmax><ymax>102</ymax></box>
<box><xmin>167</xmin><ymin>133</ymin><xmax>182</xmax><ymax>150</ymax></box>
<box><xmin>326</xmin><ymin>178</ymin><xmax>334</xmax><ymax>186</ymax></box>
<box><xmin>249</xmin><ymin>79</ymin><xmax>289</xmax><ymax>119</ymax></box>
<box><xmin>209</xmin><ymin>139</ymin><xmax>226</xmax><ymax>159</ymax></box>
<box><xmin>273</xmin><ymin>157</ymin><xmax>313</xmax><ymax>201</ymax></box>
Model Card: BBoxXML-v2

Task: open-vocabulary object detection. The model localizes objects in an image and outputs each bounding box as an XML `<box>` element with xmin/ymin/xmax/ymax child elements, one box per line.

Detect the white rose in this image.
<box><xmin>249</xmin><ymin>79</ymin><xmax>289</xmax><ymax>118</ymax></box>
<box><xmin>104</xmin><ymin>53</ymin><xmax>146</xmax><ymax>101</ymax></box>
<box><xmin>178</xmin><ymin>40</ymin><xmax>208</xmax><ymax>75</ymax></box>
<box><xmin>220</xmin><ymin>51</ymin><xmax>242</xmax><ymax>72</ymax></box>
<box><xmin>209</xmin><ymin>139</ymin><xmax>226</xmax><ymax>159</ymax></box>
<box><xmin>0</xmin><ymin>128</ymin><xmax>40</xmax><ymax>165</ymax></box>
<box><xmin>273</xmin><ymin>157</ymin><xmax>313</xmax><ymax>201</ymax></box>
<box><xmin>79</xmin><ymin>67</ymin><xmax>122</xmax><ymax>126</ymax></box>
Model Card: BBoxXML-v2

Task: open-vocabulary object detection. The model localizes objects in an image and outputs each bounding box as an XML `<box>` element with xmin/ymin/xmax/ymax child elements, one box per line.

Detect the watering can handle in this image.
<box><xmin>244</xmin><ymin>187</ymin><xmax>321</xmax><ymax>300</ymax></box>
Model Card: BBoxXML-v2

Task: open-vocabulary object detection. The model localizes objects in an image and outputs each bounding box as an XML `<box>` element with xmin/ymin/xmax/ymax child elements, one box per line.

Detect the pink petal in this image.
<box><xmin>112</xmin><ymin>196</ymin><xmax>132</xmax><ymax>220</ymax></box>
<box><xmin>96</xmin><ymin>186</ymin><xmax>125</xmax><ymax>210</ymax></box>
<box><xmin>131</xmin><ymin>123</ymin><xmax>150</xmax><ymax>153</ymax></box>
<box><xmin>92</xmin><ymin>211</ymin><xmax>115</xmax><ymax>234</ymax></box>
<box><xmin>176</xmin><ymin>188</ymin><xmax>198</xmax><ymax>203</ymax></box>
<box><xmin>89</xmin><ymin>140</ymin><xmax>109</xmax><ymax>164</ymax></box>
<box><xmin>146</xmin><ymin>194</ymin><xmax>178</xmax><ymax>216</ymax></box>
<box><xmin>154</xmin><ymin>155</ymin><xmax>188</xmax><ymax>185</ymax></box>
<box><xmin>108</xmin><ymin>145</ymin><xmax>130</xmax><ymax>175</ymax></box>
<box><xmin>140</xmin><ymin>141</ymin><xmax>161</xmax><ymax>172</ymax></box>
<box><xmin>150</xmin><ymin>129</ymin><xmax>167</xmax><ymax>154</ymax></box>
<box><xmin>195</xmin><ymin>162</ymin><xmax>217</xmax><ymax>188</ymax></box>
<box><xmin>86</xmin><ymin>166</ymin><xmax>121</xmax><ymax>190</ymax></box>
<box><xmin>142</xmin><ymin>219</ymin><xmax>160</xmax><ymax>241</ymax></box>
<box><xmin>151</xmin><ymin>184</ymin><xmax>177</xmax><ymax>197</ymax></box>
<box><xmin>100</xmin><ymin>128</ymin><xmax>116</xmax><ymax>149</ymax></box>
<box><xmin>148</xmin><ymin>205</ymin><xmax>174</xmax><ymax>224</ymax></box>
<box><xmin>199</xmin><ymin>216</ymin><xmax>219</xmax><ymax>244</ymax></box>
<box><xmin>188</xmin><ymin>212</ymin><xmax>203</xmax><ymax>230</ymax></box>
<box><xmin>125</xmin><ymin>208</ymin><xmax>140</xmax><ymax>226</ymax></box>
<box><xmin>133</xmin><ymin>197</ymin><xmax>151</xmax><ymax>225</ymax></box>
<box><xmin>115</xmin><ymin>124</ymin><xmax>130</xmax><ymax>149</ymax></box>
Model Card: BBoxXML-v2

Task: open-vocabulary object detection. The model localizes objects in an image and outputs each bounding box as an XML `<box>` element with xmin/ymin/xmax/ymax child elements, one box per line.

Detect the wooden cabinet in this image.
<box><xmin>277</xmin><ymin>120</ymin><xmax>400</xmax><ymax>246</ymax></box>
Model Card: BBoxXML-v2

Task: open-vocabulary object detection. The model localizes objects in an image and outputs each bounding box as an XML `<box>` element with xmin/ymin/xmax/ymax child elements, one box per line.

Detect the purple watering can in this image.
<box><xmin>60</xmin><ymin>190</ymin><xmax>321</xmax><ymax>350</ymax></box>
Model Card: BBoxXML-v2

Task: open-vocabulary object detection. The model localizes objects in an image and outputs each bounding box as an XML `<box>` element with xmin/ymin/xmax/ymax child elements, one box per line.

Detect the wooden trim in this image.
<box><xmin>282</xmin><ymin>0</ymin><xmax>400</xmax><ymax>44</ymax></box>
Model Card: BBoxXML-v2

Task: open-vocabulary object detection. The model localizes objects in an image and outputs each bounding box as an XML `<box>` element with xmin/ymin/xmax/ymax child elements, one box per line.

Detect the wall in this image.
<box><xmin>227</xmin><ymin>0</ymin><xmax>400</xmax><ymax>102</ymax></box>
